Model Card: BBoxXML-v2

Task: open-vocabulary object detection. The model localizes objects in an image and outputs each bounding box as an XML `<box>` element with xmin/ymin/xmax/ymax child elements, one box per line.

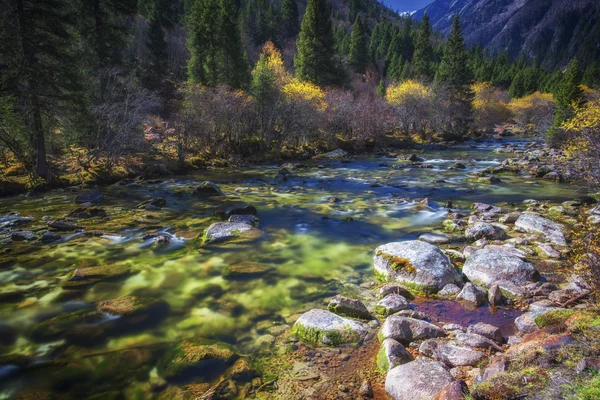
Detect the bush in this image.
<box><xmin>472</xmin><ymin>82</ymin><xmax>512</xmax><ymax>132</ymax></box>
<box><xmin>509</xmin><ymin>91</ymin><xmax>555</xmax><ymax>133</ymax></box>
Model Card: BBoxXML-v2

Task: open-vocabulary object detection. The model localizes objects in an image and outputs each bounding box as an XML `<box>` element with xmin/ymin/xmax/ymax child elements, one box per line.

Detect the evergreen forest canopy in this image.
<box><xmin>1</xmin><ymin>0</ymin><xmax>599</xmax><ymax>189</ymax></box>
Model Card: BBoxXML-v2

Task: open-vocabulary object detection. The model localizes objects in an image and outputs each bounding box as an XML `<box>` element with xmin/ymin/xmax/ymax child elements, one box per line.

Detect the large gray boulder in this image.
<box><xmin>374</xmin><ymin>241</ymin><xmax>461</xmax><ymax>293</ymax></box>
<box><xmin>192</xmin><ymin>181</ymin><xmax>224</xmax><ymax>197</ymax></box>
<box><xmin>419</xmin><ymin>339</ymin><xmax>487</xmax><ymax>367</ymax></box>
<box><xmin>380</xmin><ymin>316</ymin><xmax>444</xmax><ymax>345</ymax></box>
<box><xmin>291</xmin><ymin>309</ymin><xmax>366</xmax><ymax>346</ymax></box>
<box><xmin>202</xmin><ymin>222</ymin><xmax>263</xmax><ymax>244</ymax></box>
<box><xmin>515</xmin><ymin>213</ymin><xmax>567</xmax><ymax>246</ymax></box>
<box><xmin>327</xmin><ymin>295</ymin><xmax>372</xmax><ymax>320</ymax></box>
<box><xmin>385</xmin><ymin>358</ymin><xmax>453</xmax><ymax>400</ymax></box>
<box><xmin>462</xmin><ymin>249</ymin><xmax>538</xmax><ymax>287</ymax></box>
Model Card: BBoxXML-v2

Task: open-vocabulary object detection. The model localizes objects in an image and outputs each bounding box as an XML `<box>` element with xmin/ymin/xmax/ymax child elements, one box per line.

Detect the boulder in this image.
<box><xmin>373</xmin><ymin>241</ymin><xmax>461</xmax><ymax>293</ymax></box>
<box><xmin>291</xmin><ymin>309</ymin><xmax>366</xmax><ymax>346</ymax></box>
<box><xmin>456</xmin><ymin>283</ymin><xmax>486</xmax><ymax>308</ymax></box>
<box><xmin>11</xmin><ymin>231</ymin><xmax>36</xmax><ymax>241</ymax></box>
<box><xmin>514</xmin><ymin>213</ymin><xmax>567</xmax><ymax>246</ymax></box>
<box><xmin>467</xmin><ymin>323</ymin><xmax>503</xmax><ymax>344</ymax></box>
<box><xmin>454</xmin><ymin>332</ymin><xmax>502</xmax><ymax>351</ymax></box>
<box><xmin>192</xmin><ymin>181</ymin><xmax>224</xmax><ymax>197</ymax></box>
<box><xmin>433</xmin><ymin>381</ymin><xmax>469</xmax><ymax>400</ymax></box>
<box><xmin>419</xmin><ymin>339</ymin><xmax>487</xmax><ymax>367</ymax></box>
<box><xmin>62</xmin><ymin>265</ymin><xmax>130</xmax><ymax>289</ymax></box>
<box><xmin>376</xmin><ymin>338</ymin><xmax>414</xmax><ymax>372</ymax></box>
<box><xmin>47</xmin><ymin>220</ymin><xmax>83</xmax><ymax>231</ymax></box>
<box><xmin>439</xmin><ymin>284</ymin><xmax>461</xmax><ymax>296</ymax></box>
<box><xmin>379</xmin><ymin>285</ymin><xmax>413</xmax><ymax>299</ymax></box>
<box><xmin>465</xmin><ymin>222</ymin><xmax>506</xmax><ymax>241</ymax></box>
<box><xmin>385</xmin><ymin>358</ymin><xmax>453</xmax><ymax>400</ymax></box>
<box><xmin>327</xmin><ymin>295</ymin><xmax>372</xmax><ymax>320</ymax></box>
<box><xmin>228</xmin><ymin>214</ymin><xmax>258</xmax><ymax>227</ymax></box>
<box><xmin>374</xmin><ymin>294</ymin><xmax>409</xmax><ymax>317</ymax></box>
<box><xmin>39</xmin><ymin>231</ymin><xmax>62</xmax><ymax>243</ymax></box>
<box><xmin>462</xmin><ymin>249</ymin><xmax>538</xmax><ymax>287</ymax></box>
<box><xmin>322</xmin><ymin>149</ymin><xmax>348</xmax><ymax>159</ymax></box>
<box><xmin>97</xmin><ymin>296</ymin><xmax>169</xmax><ymax>325</ymax></box>
<box><xmin>202</xmin><ymin>222</ymin><xmax>263</xmax><ymax>244</ymax></box>
<box><xmin>380</xmin><ymin>316</ymin><xmax>444</xmax><ymax>345</ymax></box>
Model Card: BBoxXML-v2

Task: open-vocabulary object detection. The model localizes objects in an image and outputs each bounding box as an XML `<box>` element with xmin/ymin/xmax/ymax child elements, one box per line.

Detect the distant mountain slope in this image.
<box><xmin>414</xmin><ymin>0</ymin><xmax>600</xmax><ymax>68</ymax></box>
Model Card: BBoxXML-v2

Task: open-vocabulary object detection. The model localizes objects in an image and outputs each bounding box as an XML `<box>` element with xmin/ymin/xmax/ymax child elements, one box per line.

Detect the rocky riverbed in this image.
<box><xmin>0</xmin><ymin>137</ymin><xmax>599</xmax><ymax>399</ymax></box>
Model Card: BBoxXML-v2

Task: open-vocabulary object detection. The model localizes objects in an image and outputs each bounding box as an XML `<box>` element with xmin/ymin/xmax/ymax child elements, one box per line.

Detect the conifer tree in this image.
<box><xmin>281</xmin><ymin>0</ymin><xmax>300</xmax><ymax>38</ymax></box>
<box><xmin>187</xmin><ymin>0</ymin><xmax>221</xmax><ymax>85</ymax></box>
<box><xmin>377</xmin><ymin>79</ymin><xmax>386</xmax><ymax>97</ymax></box>
<box><xmin>146</xmin><ymin>11</ymin><xmax>168</xmax><ymax>89</ymax></box>
<box><xmin>219</xmin><ymin>0</ymin><xmax>250</xmax><ymax>89</ymax></box>
<box><xmin>554</xmin><ymin>58</ymin><xmax>584</xmax><ymax>126</ymax></box>
<box><xmin>294</xmin><ymin>0</ymin><xmax>342</xmax><ymax>86</ymax></box>
<box><xmin>435</xmin><ymin>14</ymin><xmax>473</xmax><ymax>137</ymax></box>
<box><xmin>413</xmin><ymin>13</ymin><xmax>434</xmax><ymax>80</ymax></box>
<box><xmin>349</xmin><ymin>16</ymin><xmax>368</xmax><ymax>73</ymax></box>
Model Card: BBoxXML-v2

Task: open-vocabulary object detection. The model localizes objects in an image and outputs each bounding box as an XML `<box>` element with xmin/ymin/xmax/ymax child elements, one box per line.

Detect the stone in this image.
<box><xmin>202</xmin><ymin>222</ymin><xmax>263</xmax><ymax>244</ymax></box>
<box><xmin>467</xmin><ymin>323</ymin><xmax>503</xmax><ymax>343</ymax></box>
<box><xmin>374</xmin><ymin>294</ymin><xmax>409</xmax><ymax>316</ymax></box>
<box><xmin>68</xmin><ymin>207</ymin><xmax>107</xmax><ymax>218</ymax></box>
<box><xmin>442</xmin><ymin>324</ymin><xmax>464</xmax><ymax>332</ymax></box>
<box><xmin>291</xmin><ymin>309</ymin><xmax>367</xmax><ymax>346</ymax></box>
<box><xmin>385</xmin><ymin>358</ymin><xmax>453</xmax><ymax>400</ymax></box>
<box><xmin>480</xmin><ymin>354</ymin><xmax>509</xmax><ymax>382</ymax></box>
<box><xmin>454</xmin><ymin>332</ymin><xmax>502</xmax><ymax>351</ymax></box>
<box><xmin>322</xmin><ymin>149</ymin><xmax>348</xmax><ymax>159</ymax></box>
<box><xmin>379</xmin><ymin>285</ymin><xmax>413</xmax><ymax>299</ymax></box>
<box><xmin>373</xmin><ymin>241</ymin><xmax>461</xmax><ymax>293</ymax></box>
<box><xmin>223</xmin><ymin>262</ymin><xmax>273</xmax><ymax>279</ymax></box>
<box><xmin>418</xmin><ymin>232</ymin><xmax>451</xmax><ymax>244</ymax></box>
<box><xmin>359</xmin><ymin>379</ymin><xmax>374</xmax><ymax>398</ymax></box>
<box><xmin>158</xmin><ymin>339</ymin><xmax>237</xmax><ymax>381</ymax></box>
<box><xmin>576</xmin><ymin>358</ymin><xmax>600</xmax><ymax>373</ymax></box>
<box><xmin>419</xmin><ymin>339</ymin><xmax>487</xmax><ymax>367</ymax></box>
<box><xmin>376</xmin><ymin>338</ymin><xmax>414</xmax><ymax>372</ymax></box>
<box><xmin>433</xmin><ymin>381</ymin><xmax>469</xmax><ymax>400</ymax></box>
<box><xmin>74</xmin><ymin>190</ymin><xmax>102</xmax><ymax>204</ymax></box>
<box><xmin>439</xmin><ymin>284</ymin><xmax>462</xmax><ymax>296</ymax></box>
<box><xmin>62</xmin><ymin>265</ymin><xmax>130</xmax><ymax>288</ymax></box>
<box><xmin>499</xmin><ymin>212</ymin><xmax>521</xmax><ymax>224</ymax></box>
<box><xmin>380</xmin><ymin>316</ymin><xmax>444</xmax><ymax>345</ymax></box>
<box><xmin>228</xmin><ymin>214</ymin><xmax>258</xmax><ymax>227</ymax></box>
<box><xmin>537</xmin><ymin>243</ymin><xmax>561</xmax><ymax>259</ymax></box>
<box><xmin>462</xmin><ymin>249</ymin><xmax>538</xmax><ymax>287</ymax></box>
<box><xmin>488</xmin><ymin>284</ymin><xmax>502</xmax><ymax>305</ymax></box>
<box><xmin>395</xmin><ymin>310</ymin><xmax>429</xmax><ymax>320</ymax></box>
<box><xmin>47</xmin><ymin>220</ymin><xmax>83</xmax><ymax>231</ymax></box>
<box><xmin>11</xmin><ymin>231</ymin><xmax>36</xmax><ymax>241</ymax></box>
<box><xmin>471</xmin><ymin>203</ymin><xmax>493</xmax><ymax>212</ymax></box>
<box><xmin>514</xmin><ymin>301</ymin><xmax>564</xmax><ymax>333</ymax></box>
<box><xmin>514</xmin><ymin>213</ymin><xmax>567</xmax><ymax>246</ymax></box>
<box><xmin>192</xmin><ymin>181</ymin><xmax>224</xmax><ymax>197</ymax></box>
<box><xmin>327</xmin><ymin>295</ymin><xmax>372</xmax><ymax>320</ymax></box>
<box><xmin>465</xmin><ymin>222</ymin><xmax>506</xmax><ymax>241</ymax></box>
<box><xmin>97</xmin><ymin>296</ymin><xmax>169</xmax><ymax>324</ymax></box>
<box><xmin>456</xmin><ymin>283</ymin><xmax>486</xmax><ymax>308</ymax></box>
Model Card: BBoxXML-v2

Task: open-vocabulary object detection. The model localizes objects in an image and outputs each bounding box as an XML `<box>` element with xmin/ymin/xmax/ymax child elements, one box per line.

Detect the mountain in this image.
<box><xmin>414</xmin><ymin>0</ymin><xmax>600</xmax><ymax>68</ymax></box>
<box><xmin>381</xmin><ymin>0</ymin><xmax>435</xmax><ymax>13</ymax></box>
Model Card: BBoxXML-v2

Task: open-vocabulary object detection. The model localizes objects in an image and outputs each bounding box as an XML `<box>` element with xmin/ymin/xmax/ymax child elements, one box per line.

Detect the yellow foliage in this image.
<box><xmin>259</xmin><ymin>41</ymin><xmax>287</xmax><ymax>84</ymax></box>
<box><xmin>282</xmin><ymin>79</ymin><xmax>326</xmax><ymax>111</ymax></box>
<box><xmin>509</xmin><ymin>91</ymin><xmax>555</xmax><ymax>131</ymax></box>
<box><xmin>562</xmin><ymin>99</ymin><xmax>600</xmax><ymax>133</ymax></box>
<box><xmin>509</xmin><ymin>91</ymin><xmax>555</xmax><ymax>115</ymax></box>
<box><xmin>385</xmin><ymin>80</ymin><xmax>430</xmax><ymax>106</ymax></box>
<box><xmin>471</xmin><ymin>82</ymin><xmax>512</xmax><ymax>130</ymax></box>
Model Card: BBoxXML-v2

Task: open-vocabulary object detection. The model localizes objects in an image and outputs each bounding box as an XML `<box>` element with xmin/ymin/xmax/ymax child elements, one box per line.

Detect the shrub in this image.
<box><xmin>509</xmin><ymin>91</ymin><xmax>555</xmax><ymax>133</ymax></box>
<box><xmin>472</xmin><ymin>82</ymin><xmax>512</xmax><ymax>132</ymax></box>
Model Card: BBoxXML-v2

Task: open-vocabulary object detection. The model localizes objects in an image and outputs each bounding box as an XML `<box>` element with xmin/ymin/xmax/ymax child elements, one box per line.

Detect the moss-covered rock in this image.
<box><xmin>222</xmin><ymin>262</ymin><xmax>273</xmax><ymax>280</ymax></box>
<box><xmin>202</xmin><ymin>222</ymin><xmax>263</xmax><ymax>244</ymax></box>
<box><xmin>291</xmin><ymin>309</ymin><xmax>367</xmax><ymax>347</ymax></box>
<box><xmin>157</xmin><ymin>339</ymin><xmax>238</xmax><ymax>381</ymax></box>
<box><xmin>97</xmin><ymin>296</ymin><xmax>169</xmax><ymax>326</ymax></box>
<box><xmin>30</xmin><ymin>308</ymin><xmax>106</xmax><ymax>343</ymax></box>
<box><xmin>62</xmin><ymin>265</ymin><xmax>131</xmax><ymax>289</ymax></box>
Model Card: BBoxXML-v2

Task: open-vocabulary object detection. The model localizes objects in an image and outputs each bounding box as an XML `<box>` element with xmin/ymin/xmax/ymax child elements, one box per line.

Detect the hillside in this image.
<box><xmin>414</xmin><ymin>0</ymin><xmax>600</xmax><ymax>68</ymax></box>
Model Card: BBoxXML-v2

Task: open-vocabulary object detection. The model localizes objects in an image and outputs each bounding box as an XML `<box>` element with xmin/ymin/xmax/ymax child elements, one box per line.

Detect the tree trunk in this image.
<box><xmin>16</xmin><ymin>0</ymin><xmax>48</xmax><ymax>179</ymax></box>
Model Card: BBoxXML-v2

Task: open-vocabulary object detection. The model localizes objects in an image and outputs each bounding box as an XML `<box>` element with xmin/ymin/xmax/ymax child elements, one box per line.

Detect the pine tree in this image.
<box><xmin>251</xmin><ymin>45</ymin><xmax>279</xmax><ymax>146</ymax></box>
<box><xmin>348</xmin><ymin>0</ymin><xmax>359</xmax><ymax>23</ymax></box>
<box><xmin>554</xmin><ymin>58</ymin><xmax>584</xmax><ymax>127</ymax></box>
<box><xmin>294</xmin><ymin>0</ymin><xmax>342</xmax><ymax>86</ymax></box>
<box><xmin>435</xmin><ymin>14</ymin><xmax>473</xmax><ymax>137</ymax></box>
<box><xmin>146</xmin><ymin>11</ymin><xmax>168</xmax><ymax>89</ymax></box>
<box><xmin>508</xmin><ymin>70</ymin><xmax>526</xmax><ymax>98</ymax></box>
<box><xmin>349</xmin><ymin>16</ymin><xmax>368</xmax><ymax>74</ymax></box>
<box><xmin>377</xmin><ymin>79</ymin><xmax>386</xmax><ymax>96</ymax></box>
<box><xmin>281</xmin><ymin>0</ymin><xmax>300</xmax><ymax>38</ymax></box>
<box><xmin>219</xmin><ymin>0</ymin><xmax>250</xmax><ymax>89</ymax></box>
<box><xmin>187</xmin><ymin>0</ymin><xmax>221</xmax><ymax>85</ymax></box>
<box><xmin>1</xmin><ymin>0</ymin><xmax>81</xmax><ymax>178</ymax></box>
<box><xmin>413</xmin><ymin>13</ymin><xmax>434</xmax><ymax>80</ymax></box>
<box><xmin>265</xmin><ymin>3</ymin><xmax>281</xmax><ymax>47</ymax></box>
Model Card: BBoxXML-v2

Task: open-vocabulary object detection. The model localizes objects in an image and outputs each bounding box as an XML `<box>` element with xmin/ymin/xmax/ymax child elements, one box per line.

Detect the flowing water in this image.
<box><xmin>0</xmin><ymin>137</ymin><xmax>584</xmax><ymax>398</ymax></box>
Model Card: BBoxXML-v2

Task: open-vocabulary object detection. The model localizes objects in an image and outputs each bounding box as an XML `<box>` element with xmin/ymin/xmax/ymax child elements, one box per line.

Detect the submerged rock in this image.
<box><xmin>418</xmin><ymin>232</ymin><xmax>451</xmax><ymax>244</ymax></box>
<box><xmin>379</xmin><ymin>316</ymin><xmax>444</xmax><ymax>345</ymax></box>
<box><xmin>376</xmin><ymin>338</ymin><xmax>413</xmax><ymax>372</ymax></box>
<box><xmin>158</xmin><ymin>339</ymin><xmax>237</xmax><ymax>381</ymax></box>
<box><xmin>39</xmin><ymin>231</ymin><xmax>62</xmax><ymax>243</ymax></box>
<box><xmin>202</xmin><ymin>222</ymin><xmax>263</xmax><ymax>244</ymax></box>
<box><xmin>462</xmin><ymin>249</ymin><xmax>538</xmax><ymax>287</ymax></box>
<box><xmin>373</xmin><ymin>241</ymin><xmax>461</xmax><ymax>293</ymax></box>
<box><xmin>514</xmin><ymin>213</ymin><xmax>567</xmax><ymax>246</ymax></box>
<box><xmin>62</xmin><ymin>265</ymin><xmax>130</xmax><ymax>288</ymax></box>
<box><xmin>47</xmin><ymin>219</ymin><xmax>83</xmax><ymax>231</ymax></box>
<box><xmin>223</xmin><ymin>261</ymin><xmax>273</xmax><ymax>279</ymax></box>
<box><xmin>11</xmin><ymin>231</ymin><xmax>36</xmax><ymax>241</ymax></box>
<box><xmin>74</xmin><ymin>190</ymin><xmax>102</xmax><ymax>204</ymax></box>
<box><xmin>385</xmin><ymin>358</ymin><xmax>453</xmax><ymax>400</ymax></box>
<box><xmin>192</xmin><ymin>181</ymin><xmax>224</xmax><ymax>197</ymax></box>
<box><xmin>327</xmin><ymin>295</ymin><xmax>372</xmax><ymax>320</ymax></box>
<box><xmin>291</xmin><ymin>309</ymin><xmax>366</xmax><ymax>346</ymax></box>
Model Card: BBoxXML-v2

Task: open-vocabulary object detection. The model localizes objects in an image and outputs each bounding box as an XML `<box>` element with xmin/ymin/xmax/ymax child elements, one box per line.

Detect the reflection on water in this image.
<box><xmin>0</xmin><ymin>137</ymin><xmax>583</xmax><ymax>397</ymax></box>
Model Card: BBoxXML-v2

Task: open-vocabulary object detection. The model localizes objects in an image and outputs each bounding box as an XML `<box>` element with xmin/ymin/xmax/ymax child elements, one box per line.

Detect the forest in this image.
<box><xmin>1</xmin><ymin>0</ymin><xmax>599</xmax><ymax>193</ymax></box>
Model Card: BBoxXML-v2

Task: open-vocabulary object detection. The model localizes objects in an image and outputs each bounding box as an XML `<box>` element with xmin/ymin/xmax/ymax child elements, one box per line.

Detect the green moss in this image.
<box><xmin>535</xmin><ymin>309</ymin><xmax>576</xmax><ymax>328</ymax></box>
<box><xmin>374</xmin><ymin>269</ymin><xmax>390</xmax><ymax>282</ymax></box>
<box><xmin>376</xmin><ymin>345</ymin><xmax>389</xmax><ymax>373</ymax></box>
<box><xmin>291</xmin><ymin>322</ymin><xmax>359</xmax><ymax>347</ymax></box>
<box><xmin>574</xmin><ymin>372</ymin><xmax>600</xmax><ymax>400</ymax></box>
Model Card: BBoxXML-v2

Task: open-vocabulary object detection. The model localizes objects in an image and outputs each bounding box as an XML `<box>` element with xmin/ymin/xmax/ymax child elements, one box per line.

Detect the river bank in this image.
<box><xmin>1</xmin><ymin>136</ymin><xmax>599</xmax><ymax>399</ymax></box>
